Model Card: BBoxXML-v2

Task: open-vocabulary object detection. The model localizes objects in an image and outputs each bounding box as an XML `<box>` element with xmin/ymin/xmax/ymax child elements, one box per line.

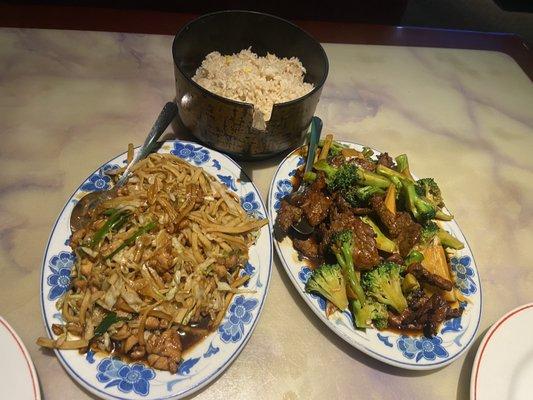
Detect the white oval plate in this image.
<box><xmin>268</xmin><ymin>141</ymin><xmax>482</xmax><ymax>370</ymax></box>
<box><xmin>40</xmin><ymin>140</ymin><xmax>272</xmax><ymax>399</ymax></box>
<box><xmin>471</xmin><ymin>303</ymin><xmax>533</xmax><ymax>400</ymax></box>
<box><xmin>0</xmin><ymin>316</ymin><xmax>41</xmax><ymax>400</ymax></box>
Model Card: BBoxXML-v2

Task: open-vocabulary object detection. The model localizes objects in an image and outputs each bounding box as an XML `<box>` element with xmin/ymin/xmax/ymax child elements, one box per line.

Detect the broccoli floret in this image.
<box><xmin>329</xmin><ymin>141</ymin><xmax>345</xmax><ymax>158</ymax></box>
<box><xmin>403</xmin><ymin>180</ymin><xmax>438</xmax><ymax>222</ymax></box>
<box><xmin>329</xmin><ymin>163</ymin><xmax>360</xmax><ymax>192</ymax></box>
<box><xmin>342</xmin><ymin>186</ymin><xmax>385</xmax><ymax>208</ymax></box>
<box><xmin>362</xmin><ymin>262</ymin><xmax>408</xmax><ymax>313</ymax></box>
<box><xmin>350</xmin><ymin>299</ymin><xmax>389</xmax><ymax>329</ymax></box>
<box><xmin>330</xmin><ymin>230</ymin><xmax>366</xmax><ymax>305</ymax></box>
<box><xmin>421</xmin><ymin>221</ymin><xmax>464</xmax><ymax>249</ymax></box>
<box><xmin>313</xmin><ymin>159</ymin><xmax>339</xmax><ymax>185</ymax></box>
<box><xmin>415</xmin><ymin>178</ymin><xmax>454</xmax><ymax>221</ymax></box>
<box><xmin>355</xmin><ymin>186</ymin><xmax>386</xmax><ymax>202</ymax></box>
<box><xmin>420</xmin><ymin>221</ymin><xmax>439</xmax><ymax>244</ymax></box>
<box><xmin>305</xmin><ymin>264</ymin><xmax>349</xmax><ymax>311</ymax></box>
<box><xmin>314</xmin><ymin>160</ymin><xmax>392</xmax><ymax>193</ymax></box>
<box><xmin>415</xmin><ymin>178</ymin><xmax>443</xmax><ymax>207</ymax></box>
<box><xmin>376</xmin><ymin>165</ymin><xmax>453</xmax><ymax>222</ymax></box>
<box><xmin>360</xmin><ymin>216</ymin><xmax>397</xmax><ymax>253</ymax></box>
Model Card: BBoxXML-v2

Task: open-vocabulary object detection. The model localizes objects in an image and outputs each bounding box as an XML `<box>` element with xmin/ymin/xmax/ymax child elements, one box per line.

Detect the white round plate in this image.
<box><xmin>268</xmin><ymin>141</ymin><xmax>482</xmax><ymax>370</ymax></box>
<box><xmin>0</xmin><ymin>316</ymin><xmax>41</xmax><ymax>399</ymax></box>
<box><xmin>40</xmin><ymin>140</ymin><xmax>272</xmax><ymax>399</ymax></box>
<box><xmin>471</xmin><ymin>303</ymin><xmax>533</xmax><ymax>400</ymax></box>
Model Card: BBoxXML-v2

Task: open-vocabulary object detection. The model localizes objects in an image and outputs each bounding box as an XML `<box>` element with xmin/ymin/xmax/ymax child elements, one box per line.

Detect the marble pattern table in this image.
<box><xmin>0</xmin><ymin>28</ymin><xmax>532</xmax><ymax>400</ymax></box>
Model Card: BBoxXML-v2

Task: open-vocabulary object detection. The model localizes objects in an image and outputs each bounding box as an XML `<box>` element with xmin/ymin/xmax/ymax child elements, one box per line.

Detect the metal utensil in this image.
<box><xmin>70</xmin><ymin>102</ymin><xmax>178</xmax><ymax>232</ymax></box>
<box><xmin>290</xmin><ymin>116</ymin><xmax>323</xmax><ymax>236</ymax></box>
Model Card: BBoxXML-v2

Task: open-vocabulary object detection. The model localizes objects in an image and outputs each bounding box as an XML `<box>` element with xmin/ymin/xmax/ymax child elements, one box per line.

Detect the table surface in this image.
<box><xmin>0</xmin><ymin>27</ymin><xmax>532</xmax><ymax>400</ymax></box>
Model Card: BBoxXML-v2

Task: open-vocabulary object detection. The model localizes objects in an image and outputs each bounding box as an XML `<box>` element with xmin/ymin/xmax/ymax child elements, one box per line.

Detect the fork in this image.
<box><xmin>290</xmin><ymin>116</ymin><xmax>323</xmax><ymax>236</ymax></box>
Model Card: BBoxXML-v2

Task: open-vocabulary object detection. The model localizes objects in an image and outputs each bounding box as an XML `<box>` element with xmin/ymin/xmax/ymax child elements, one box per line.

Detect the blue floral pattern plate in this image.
<box><xmin>40</xmin><ymin>140</ymin><xmax>272</xmax><ymax>399</ymax></box>
<box><xmin>268</xmin><ymin>141</ymin><xmax>482</xmax><ymax>370</ymax></box>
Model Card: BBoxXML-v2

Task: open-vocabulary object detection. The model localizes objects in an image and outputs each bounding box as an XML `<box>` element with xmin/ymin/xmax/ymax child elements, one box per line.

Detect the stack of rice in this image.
<box><xmin>192</xmin><ymin>48</ymin><xmax>314</xmax><ymax>125</ymax></box>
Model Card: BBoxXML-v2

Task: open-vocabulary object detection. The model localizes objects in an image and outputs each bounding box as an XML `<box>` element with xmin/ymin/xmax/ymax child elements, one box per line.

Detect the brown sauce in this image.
<box><xmin>178</xmin><ymin>316</ymin><xmax>211</xmax><ymax>351</ymax></box>
<box><xmin>382</xmin><ymin>326</ymin><xmax>423</xmax><ymax>337</ymax></box>
<box><xmin>88</xmin><ymin>316</ymin><xmax>213</xmax><ymax>367</ymax></box>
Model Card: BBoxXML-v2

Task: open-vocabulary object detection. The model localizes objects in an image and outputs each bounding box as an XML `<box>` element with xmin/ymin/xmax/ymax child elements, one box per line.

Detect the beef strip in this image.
<box><xmin>386</xmin><ymin>253</ymin><xmax>404</xmax><ymax>265</ymax></box>
<box><xmin>388</xmin><ymin>288</ymin><xmax>463</xmax><ymax>336</ymax></box>
<box><xmin>332</xmin><ymin>192</ymin><xmax>372</xmax><ymax>215</ymax></box>
<box><xmin>446</xmin><ymin>307</ymin><xmax>463</xmax><ymax>319</ymax></box>
<box><xmin>369</xmin><ymin>195</ymin><xmax>398</xmax><ymax>235</ymax></box>
<box><xmin>329</xmin><ymin>154</ymin><xmax>346</xmax><ymax>167</ymax></box>
<box><xmin>309</xmin><ymin>172</ymin><xmax>327</xmax><ymax>191</ymax></box>
<box><xmin>369</xmin><ymin>195</ymin><xmax>421</xmax><ymax>256</ymax></box>
<box><xmin>293</xmin><ymin>237</ymin><xmax>320</xmax><ymax>260</ymax></box>
<box><xmin>397</xmin><ymin>223</ymin><xmax>422</xmax><ymax>257</ymax></box>
<box><xmin>274</xmin><ymin>200</ymin><xmax>302</xmax><ymax>238</ymax></box>
<box><xmin>424</xmin><ymin>294</ymin><xmax>450</xmax><ymax>336</ymax></box>
<box><xmin>290</xmin><ymin>173</ymin><xmax>332</xmax><ymax>227</ymax></box>
<box><xmin>299</xmin><ymin>190</ymin><xmax>332</xmax><ymax>226</ymax></box>
<box><xmin>322</xmin><ymin>209</ymin><xmax>381</xmax><ymax>270</ymax></box>
<box><xmin>377</xmin><ymin>152</ymin><xmax>395</xmax><ymax>169</ymax></box>
<box><xmin>350</xmin><ymin>157</ymin><xmax>376</xmax><ymax>172</ymax></box>
<box><xmin>407</xmin><ymin>263</ymin><xmax>453</xmax><ymax>291</ymax></box>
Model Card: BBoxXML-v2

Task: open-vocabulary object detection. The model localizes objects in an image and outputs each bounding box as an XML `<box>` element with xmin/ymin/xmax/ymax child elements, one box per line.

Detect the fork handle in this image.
<box><xmin>116</xmin><ymin>102</ymin><xmax>178</xmax><ymax>187</ymax></box>
<box><xmin>304</xmin><ymin>116</ymin><xmax>323</xmax><ymax>174</ymax></box>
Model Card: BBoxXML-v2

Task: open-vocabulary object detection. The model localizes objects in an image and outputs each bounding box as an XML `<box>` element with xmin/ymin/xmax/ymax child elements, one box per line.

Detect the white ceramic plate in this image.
<box><xmin>0</xmin><ymin>316</ymin><xmax>41</xmax><ymax>399</ymax></box>
<box><xmin>268</xmin><ymin>140</ymin><xmax>482</xmax><ymax>370</ymax></box>
<box><xmin>471</xmin><ymin>303</ymin><xmax>533</xmax><ymax>400</ymax></box>
<box><xmin>40</xmin><ymin>140</ymin><xmax>272</xmax><ymax>399</ymax></box>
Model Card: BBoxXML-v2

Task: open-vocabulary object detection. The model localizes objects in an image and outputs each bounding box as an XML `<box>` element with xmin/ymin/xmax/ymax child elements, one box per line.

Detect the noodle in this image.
<box><xmin>38</xmin><ymin>152</ymin><xmax>266</xmax><ymax>373</ymax></box>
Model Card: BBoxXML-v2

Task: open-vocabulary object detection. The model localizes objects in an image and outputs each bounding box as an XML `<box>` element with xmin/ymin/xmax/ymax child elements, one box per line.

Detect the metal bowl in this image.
<box><xmin>172</xmin><ymin>10</ymin><xmax>329</xmax><ymax>160</ymax></box>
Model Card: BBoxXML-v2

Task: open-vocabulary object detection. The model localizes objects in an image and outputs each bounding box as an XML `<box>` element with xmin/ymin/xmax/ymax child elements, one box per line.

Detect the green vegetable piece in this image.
<box><xmin>414</xmin><ymin>178</ymin><xmax>454</xmax><ymax>221</ymax></box>
<box><xmin>89</xmin><ymin>209</ymin><xmax>130</xmax><ymax>248</ymax></box>
<box><xmin>437</xmin><ymin>228</ymin><xmax>464</xmax><ymax>250</ymax></box>
<box><xmin>342</xmin><ymin>186</ymin><xmax>386</xmax><ymax>208</ymax></box>
<box><xmin>394</xmin><ymin>154</ymin><xmax>415</xmax><ymax>181</ymax></box>
<box><xmin>377</xmin><ymin>165</ymin><xmax>442</xmax><ymax>223</ymax></box>
<box><xmin>106</xmin><ymin>221</ymin><xmax>157</xmax><ymax>259</ymax></box>
<box><xmin>401</xmin><ymin>273</ymin><xmax>420</xmax><ymax>294</ymax></box>
<box><xmin>405</xmin><ymin>250</ymin><xmax>424</xmax><ymax>266</ymax></box>
<box><xmin>305</xmin><ymin>264</ymin><xmax>349</xmax><ymax>311</ymax></box>
<box><xmin>94</xmin><ymin>312</ymin><xmax>127</xmax><ymax>337</ymax></box>
<box><xmin>415</xmin><ymin>178</ymin><xmax>443</xmax><ymax>207</ymax></box>
<box><xmin>376</xmin><ymin>164</ymin><xmax>406</xmax><ymax>182</ymax></box>
<box><xmin>404</xmin><ymin>180</ymin><xmax>437</xmax><ymax>222</ymax></box>
<box><xmin>350</xmin><ymin>299</ymin><xmax>388</xmax><ymax>330</ymax></box>
<box><xmin>303</xmin><ymin>171</ymin><xmax>317</xmax><ymax>183</ymax></box>
<box><xmin>421</xmin><ymin>222</ymin><xmax>463</xmax><ymax>249</ymax></box>
<box><xmin>362</xmin><ymin>261</ymin><xmax>408</xmax><ymax>314</ymax></box>
<box><xmin>318</xmin><ymin>139</ymin><xmax>345</xmax><ymax>158</ymax></box>
<box><xmin>361</xmin><ymin>216</ymin><xmax>397</xmax><ymax>253</ymax></box>
<box><xmin>313</xmin><ymin>160</ymin><xmax>392</xmax><ymax>192</ymax></box>
<box><xmin>420</xmin><ymin>221</ymin><xmax>439</xmax><ymax>244</ymax></box>
<box><xmin>330</xmin><ymin>230</ymin><xmax>366</xmax><ymax>306</ymax></box>
<box><xmin>362</xmin><ymin>147</ymin><xmax>374</xmax><ymax>158</ymax></box>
